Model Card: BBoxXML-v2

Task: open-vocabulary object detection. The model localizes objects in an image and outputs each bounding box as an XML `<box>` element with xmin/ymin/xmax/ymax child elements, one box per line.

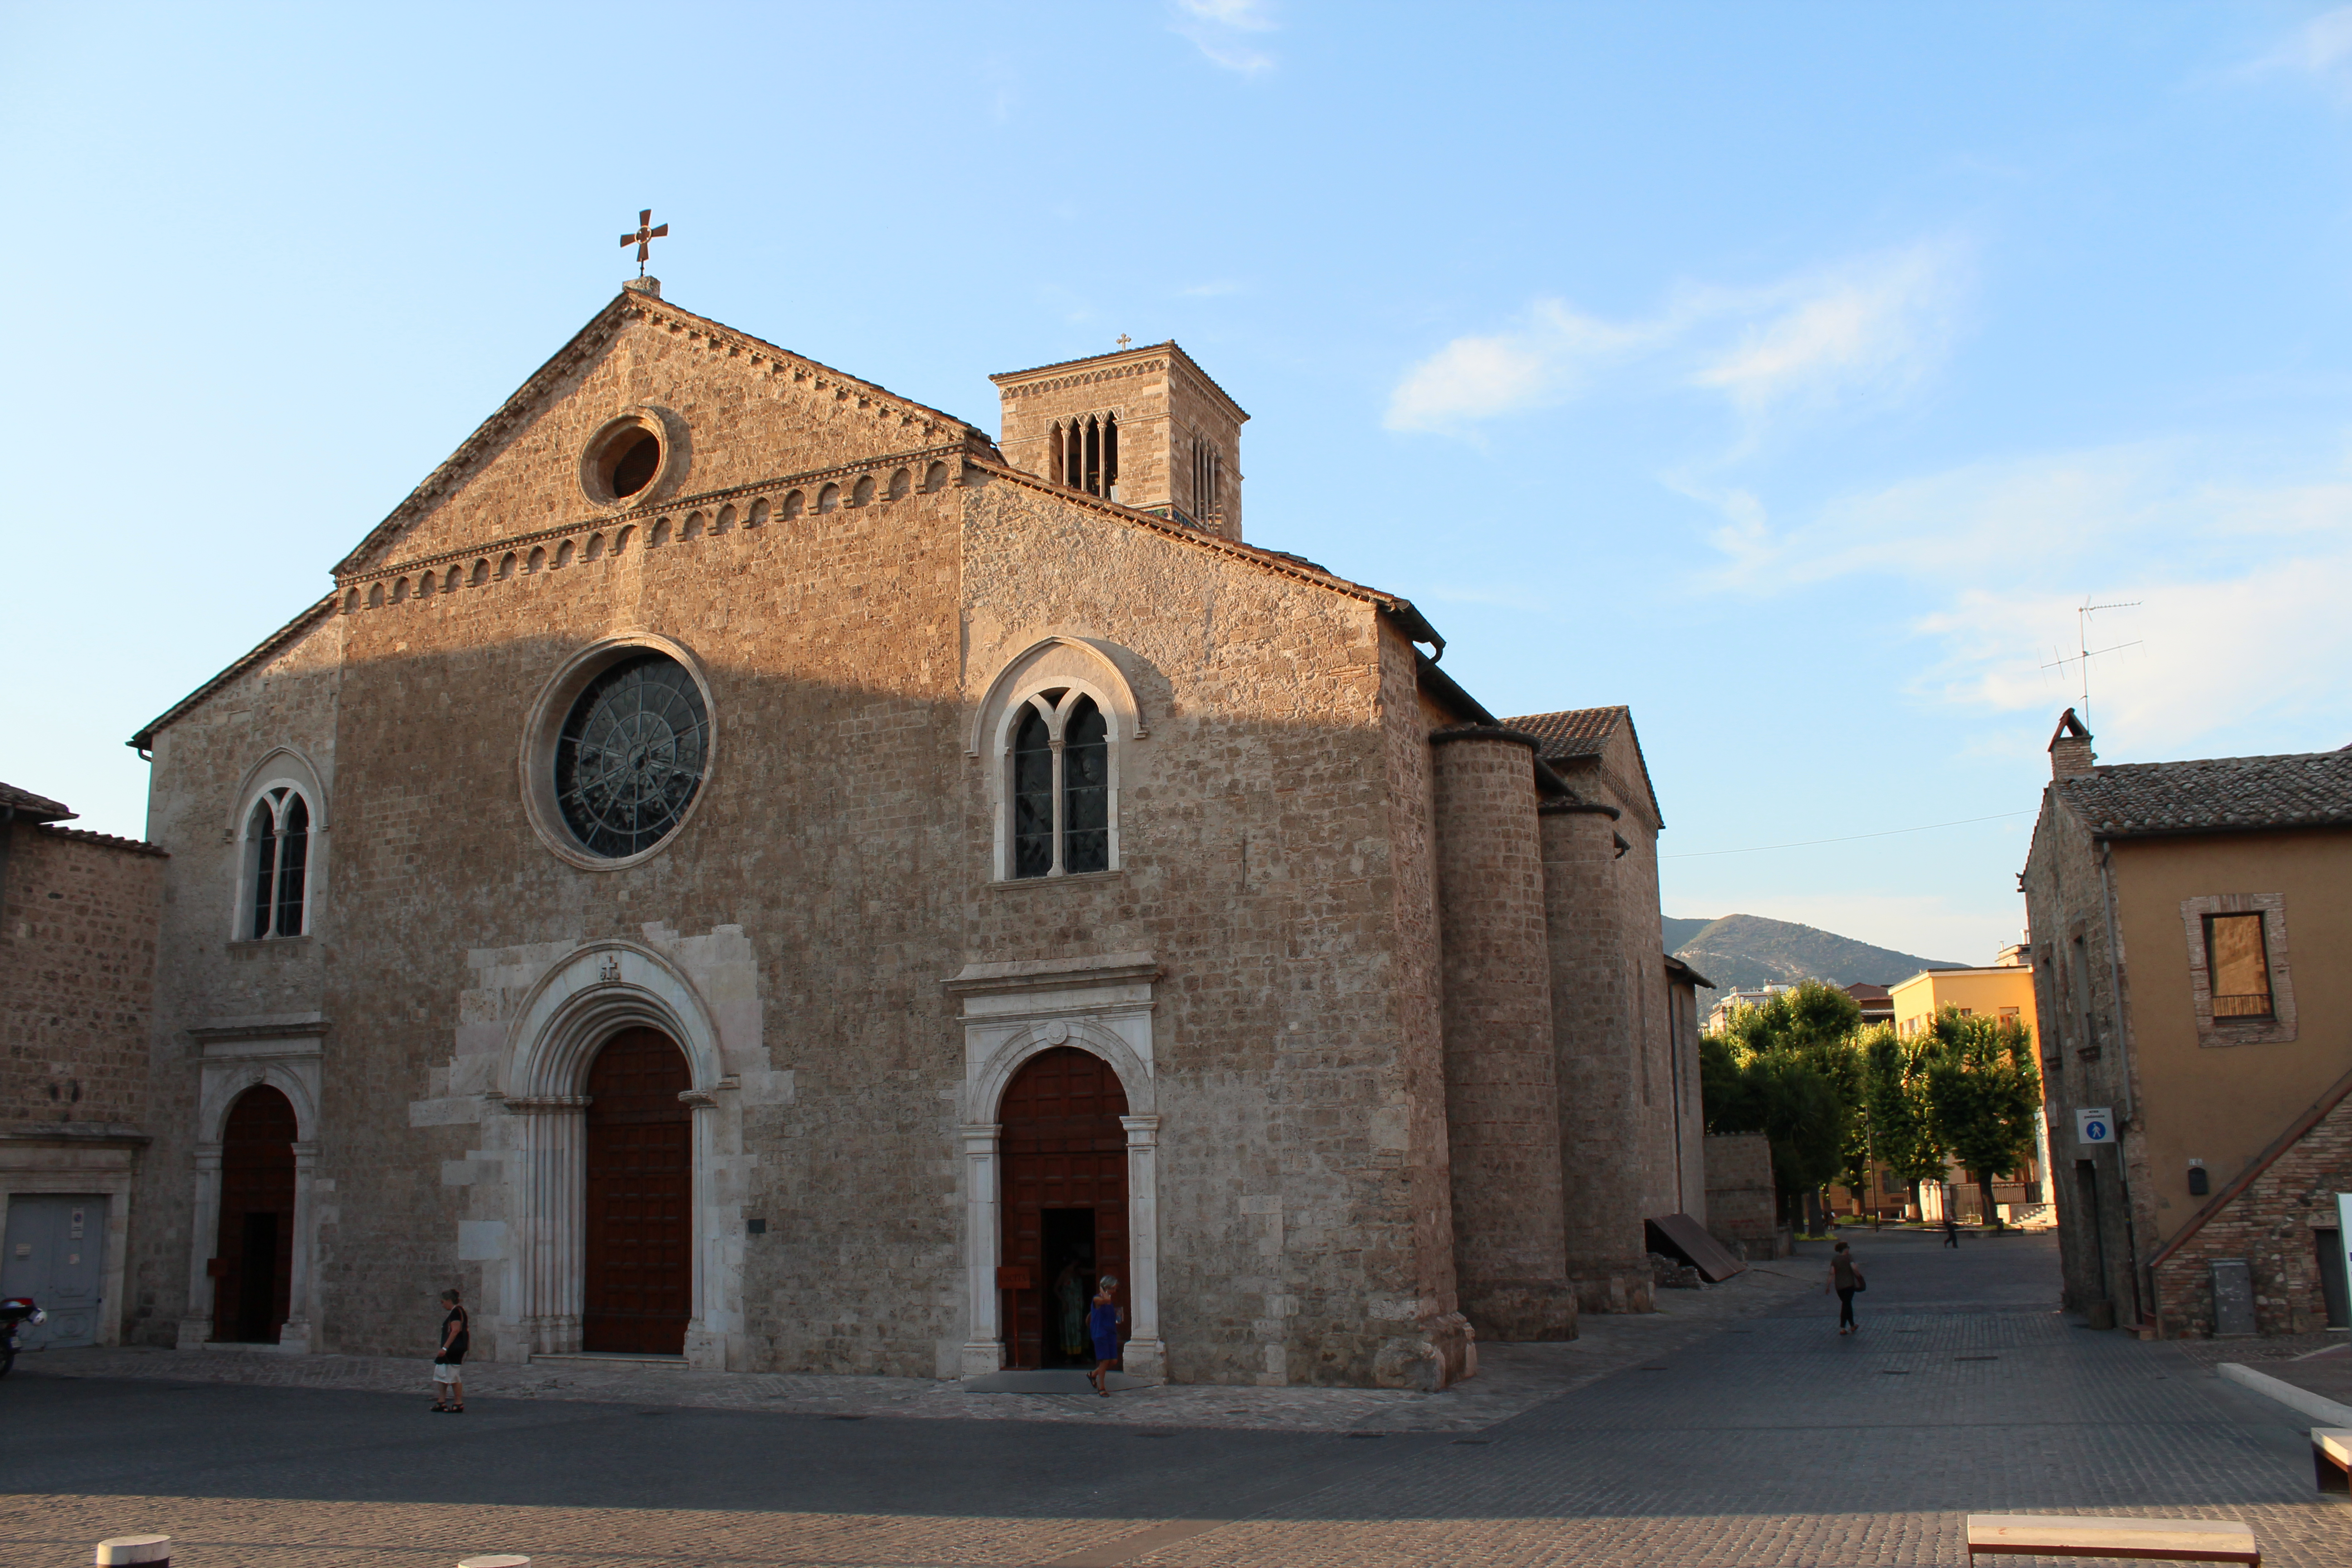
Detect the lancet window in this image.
<box><xmin>1009</xmin><ymin>689</ymin><xmax>1112</xmax><ymax>878</ymax></box>
<box><xmin>244</xmin><ymin>788</ymin><xmax>310</xmax><ymax>939</ymax></box>
<box><xmin>1050</xmin><ymin>413</ymin><xmax>1120</xmax><ymax>500</ymax></box>
<box><xmin>1189</xmin><ymin>438</ymin><xmax>1223</xmax><ymax>525</ymax></box>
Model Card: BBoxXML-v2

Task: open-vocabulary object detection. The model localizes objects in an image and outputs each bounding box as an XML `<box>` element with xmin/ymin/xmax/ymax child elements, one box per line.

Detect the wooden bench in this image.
<box><xmin>2316</xmin><ymin>1427</ymin><xmax>2352</xmax><ymax>1494</ymax></box>
<box><xmin>1966</xmin><ymin>1515</ymin><xmax>2259</xmax><ymax>1565</ymax></box>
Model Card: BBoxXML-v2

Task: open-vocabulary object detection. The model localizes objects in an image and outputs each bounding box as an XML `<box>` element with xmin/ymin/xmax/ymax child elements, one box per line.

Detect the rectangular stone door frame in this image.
<box><xmin>944</xmin><ymin>951</ymin><xmax>1165</xmax><ymax>1382</ymax></box>
<box><xmin>178</xmin><ymin>1034</ymin><xmax>324</xmax><ymax>1353</ymax></box>
<box><xmin>959</xmin><ymin>1113</ymin><xmax>1161</xmax><ymax>1380</ymax></box>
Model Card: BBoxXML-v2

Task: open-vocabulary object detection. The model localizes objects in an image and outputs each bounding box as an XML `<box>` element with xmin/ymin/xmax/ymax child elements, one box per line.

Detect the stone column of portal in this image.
<box><xmin>1539</xmin><ymin>803</ymin><xmax>1654</xmax><ymax>1315</ymax></box>
<box><xmin>176</xmin><ymin>1143</ymin><xmax>224</xmax><ymax>1348</ymax></box>
<box><xmin>510</xmin><ymin>1098</ymin><xmax>588</xmax><ymax>1356</ymax></box>
<box><xmin>959</xmin><ymin>1123</ymin><xmax>1005</xmax><ymax>1377</ymax></box>
<box><xmin>1119</xmin><ymin>1114</ymin><xmax>1166</xmax><ymax>1381</ymax></box>
<box><xmin>1431</xmin><ymin>729</ymin><xmax>1578</xmax><ymax>1343</ymax></box>
<box><xmin>278</xmin><ymin>1140</ymin><xmax>320</xmax><ymax>1354</ymax></box>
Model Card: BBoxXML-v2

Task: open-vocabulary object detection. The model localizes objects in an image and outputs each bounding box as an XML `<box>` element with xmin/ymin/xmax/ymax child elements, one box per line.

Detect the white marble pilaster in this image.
<box><xmin>176</xmin><ymin>1143</ymin><xmax>223</xmax><ymax>1349</ymax></box>
<box><xmin>508</xmin><ymin>1097</ymin><xmax>588</xmax><ymax>1355</ymax></box>
<box><xmin>1120</xmin><ymin>1114</ymin><xmax>1165</xmax><ymax>1380</ymax></box>
<box><xmin>277</xmin><ymin>1140</ymin><xmax>320</xmax><ymax>1353</ymax></box>
<box><xmin>959</xmin><ymin>1122</ymin><xmax>1004</xmax><ymax>1377</ymax></box>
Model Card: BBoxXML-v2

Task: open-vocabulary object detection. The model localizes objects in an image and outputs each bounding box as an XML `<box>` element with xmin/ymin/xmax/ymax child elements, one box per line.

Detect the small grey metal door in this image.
<box><xmin>1</xmin><ymin>1195</ymin><xmax>108</xmax><ymax>1349</ymax></box>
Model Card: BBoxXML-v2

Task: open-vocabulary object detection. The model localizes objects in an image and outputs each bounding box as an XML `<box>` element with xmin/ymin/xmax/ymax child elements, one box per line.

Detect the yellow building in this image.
<box><xmin>1888</xmin><ymin>959</ymin><xmax>2051</xmax><ymax>1224</ymax></box>
<box><xmin>1890</xmin><ymin>963</ymin><xmax>2036</xmax><ymax>1040</ymax></box>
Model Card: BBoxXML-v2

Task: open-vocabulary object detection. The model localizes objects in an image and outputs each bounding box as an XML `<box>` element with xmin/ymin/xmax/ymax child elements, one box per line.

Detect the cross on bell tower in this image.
<box><xmin>620</xmin><ymin>209</ymin><xmax>669</xmax><ymax>278</ymax></box>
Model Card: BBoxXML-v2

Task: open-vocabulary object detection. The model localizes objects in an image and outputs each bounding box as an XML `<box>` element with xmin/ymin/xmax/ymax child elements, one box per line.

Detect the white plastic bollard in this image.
<box><xmin>95</xmin><ymin>1537</ymin><xmax>171</xmax><ymax>1567</ymax></box>
<box><xmin>456</xmin><ymin>1558</ymin><xmax>530</xmax><ymax>1568</ymax></box>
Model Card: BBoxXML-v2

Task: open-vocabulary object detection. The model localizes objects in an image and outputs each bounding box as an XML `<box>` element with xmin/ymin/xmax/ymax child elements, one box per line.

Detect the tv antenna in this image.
<box><xmin>2041</xmin><ymin>597</ymin><xmax>2142</xmax><ymax>732</ymax></box>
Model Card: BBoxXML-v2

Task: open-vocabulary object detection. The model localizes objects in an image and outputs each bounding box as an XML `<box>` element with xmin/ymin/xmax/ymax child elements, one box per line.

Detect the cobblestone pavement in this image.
<box><xmin>8</xmin><ymin>1260</ymin><xmax>1815</xmax><ymax>1434</ymax></box>
<box><xmin>6</xmin><ymin>1231</ymin><xmax>2348</xmax><ymax>1568</ymax></box>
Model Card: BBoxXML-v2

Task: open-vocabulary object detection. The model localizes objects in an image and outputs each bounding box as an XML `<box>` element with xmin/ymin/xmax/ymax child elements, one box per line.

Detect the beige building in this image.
<box><xmin>1888</xmin><ymin>958</ymin><xmax>2051</xmax><ymax>1225</ymax></box>
<box><xmin>2023</xmin><ymin>710</ymin><xmax>2352</xmax><ymax>1337</ymax></box>
<box><xmin>2</xmin><ymin>782</ymin><xmax>167</xmax><ymax>1350</ymax></box>
<box><xmin>119</xmin><ymin>280</ymin><xmax>1696</xmax><ymax>1388</ymax></box>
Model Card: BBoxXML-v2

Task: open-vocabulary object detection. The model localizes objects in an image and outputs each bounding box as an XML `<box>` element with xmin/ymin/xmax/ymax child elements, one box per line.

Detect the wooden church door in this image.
<box><xmin>998</xmin><ymin>1048</ymin><xmax>1129</xmax><ymax>1369</ymax></box>
<box><xmin>583</xmin><ymin>1028</ymin><xmax>692</xmax><ymax>1355</ymax></box>
<box><xmin>212</xmin><ymin>1085</ymin><xmax>297</xmax><ymax>1343</ymax></box>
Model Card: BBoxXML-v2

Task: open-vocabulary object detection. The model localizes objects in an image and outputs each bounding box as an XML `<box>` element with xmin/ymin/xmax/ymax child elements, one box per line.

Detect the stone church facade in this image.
<box><xmin>123</xmin><ymin>279</ymin><xmax>1694</xmax><ymax>1388</ymax></box>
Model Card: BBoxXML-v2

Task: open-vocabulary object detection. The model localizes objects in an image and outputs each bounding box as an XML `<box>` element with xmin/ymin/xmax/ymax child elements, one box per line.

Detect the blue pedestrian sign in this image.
<box><xmin>2076</xmin><ymin>1107</ymin><xmax>2114</xmax><ymax>1145</ymax></box>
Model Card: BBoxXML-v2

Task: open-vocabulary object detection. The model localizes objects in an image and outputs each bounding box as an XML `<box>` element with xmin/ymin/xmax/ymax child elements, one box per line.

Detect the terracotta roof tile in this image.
<box><xmin>2056</xmin><ymin>750</ymin><xmax>2352</xmax><ymax>838</ymax></box>
<box><xmin>35</xmin><ymin>823</ymin><xmax>168</xmax><ymax>858</ymax></box>
<box><xmin>1</xmin><ymin>782</ymin><xmax>74</xmax><ymax>822</ymax></box>
<box><xmin>1505</xmin><ymin>706</ymin><xmax>1630</xmax><ymax>763</ymax></box>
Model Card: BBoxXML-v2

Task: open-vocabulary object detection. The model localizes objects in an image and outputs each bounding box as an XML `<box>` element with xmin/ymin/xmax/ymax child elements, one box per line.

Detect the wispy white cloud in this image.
<box><xmin>2237</xmin><ymin>5</ymin><xmax>2352</xmax><ymax>98</ymax></box>
<box><xmin>1384</xmin><ymin>240</ymin><xmax>1970</xmax><ymax>438</ymax></box>
<box><xmin>1172</xmin><ymin>0</ymin><xmax>1276</xmax><ymax>74</ymax></box>
<box><xmin>1695</xmin><ymin>437</ymin><xmax>2352</xmax><ymax>757</ymax></box>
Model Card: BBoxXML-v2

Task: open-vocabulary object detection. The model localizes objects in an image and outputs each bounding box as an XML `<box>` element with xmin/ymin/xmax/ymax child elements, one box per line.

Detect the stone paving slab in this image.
<box><xmin>13</xmin><ymin>1261</ymin><xmax>1814</xmax><ymax>1433</ymax></box>
<box><xmin>10</xmin><ymin>1234</ymin><xmax>2349</xmax><ymax>1568</ymax></box>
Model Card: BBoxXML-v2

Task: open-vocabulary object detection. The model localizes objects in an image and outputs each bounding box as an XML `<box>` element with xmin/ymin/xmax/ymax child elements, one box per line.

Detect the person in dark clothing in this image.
<box><xmin>1943</xmin><ymin>1214</ymin><xmax>1961</xmax><ymax>1248</ymax></box>
<box><xmin>1086</xmin><ymin>1275</ymin><xmax>1124</xmax><ymax>1396</ymax></box>
<box><xmin>431</xmin><ymin>1287</ymin><xmax>469</xmax><ymax>1413</ymax></box>
<box><xmin>1827</xmin><ymin>1241</ymin><xmax>1865</xmax><ymax>1334</ymax></box>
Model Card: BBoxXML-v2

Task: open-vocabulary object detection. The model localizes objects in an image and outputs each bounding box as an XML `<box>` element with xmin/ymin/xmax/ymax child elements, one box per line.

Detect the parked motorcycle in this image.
<box><xmin>1</xmin><ymin>1297</ymin><xmax>44</xmax><ymax>1377</ymax></box>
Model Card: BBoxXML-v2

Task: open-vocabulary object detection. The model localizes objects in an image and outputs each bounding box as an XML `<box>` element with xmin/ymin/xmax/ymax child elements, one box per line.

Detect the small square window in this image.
<box><xmin>2204</xmin><ymin>913</ymin><xmax>2274</xmax><ymax>1020</ymax></box>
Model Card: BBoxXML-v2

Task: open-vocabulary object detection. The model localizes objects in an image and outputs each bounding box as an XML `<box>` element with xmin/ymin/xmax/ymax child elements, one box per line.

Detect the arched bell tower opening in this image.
<box><xmin>212</xmin><ymin>1085</ymin><xmax>296</xmax><ymax>1343</ymax></box>
<box><xmin>581</xmin><ymin>1027</ymin><xmax>692</xmax><ymax>1355</ymax></box>
<box><xmin>998</xmin><ymin>1047</ymin><xmax>1130</xmax><ymax>1369</ymax></box>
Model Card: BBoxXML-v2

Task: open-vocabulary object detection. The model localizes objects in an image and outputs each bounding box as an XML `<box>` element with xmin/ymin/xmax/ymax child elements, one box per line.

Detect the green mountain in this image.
<box><xmin>1663</xmin><ymin>913</ymin><xmax>1960</xmax><ymax>1005</ymax></box>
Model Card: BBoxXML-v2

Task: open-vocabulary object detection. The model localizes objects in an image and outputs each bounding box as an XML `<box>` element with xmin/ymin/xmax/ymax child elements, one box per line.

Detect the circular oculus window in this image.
<box><xmin>549</xmin><ymin>651</ymin><xmax>710</xmax><ymax>859</ymax></box>
<box><xmin>579</xmin><ymin>408</ymin><xmax>684</xmax><ymax>509</ymax></box>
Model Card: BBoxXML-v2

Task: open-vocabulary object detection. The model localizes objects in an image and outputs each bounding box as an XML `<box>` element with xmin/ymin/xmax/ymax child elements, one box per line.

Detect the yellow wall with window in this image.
<box><xmin>1890</xmin><ymin>965</ymin><xmax>2038</xmax><ymax>1043</ymax></box>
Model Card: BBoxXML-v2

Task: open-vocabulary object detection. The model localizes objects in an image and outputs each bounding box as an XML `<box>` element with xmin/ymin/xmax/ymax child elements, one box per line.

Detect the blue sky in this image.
<box><xmin>7</xmin><ymin>2</ymin><xmax>2350</xmax><ymax>962</ymax></box>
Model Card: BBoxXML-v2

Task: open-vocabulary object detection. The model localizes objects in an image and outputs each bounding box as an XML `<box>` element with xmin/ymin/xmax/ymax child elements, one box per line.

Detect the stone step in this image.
<box><xmin>528</xmin><ymin>1352</ymin><xmax>688</xmax><ymax>1369</ymax></box>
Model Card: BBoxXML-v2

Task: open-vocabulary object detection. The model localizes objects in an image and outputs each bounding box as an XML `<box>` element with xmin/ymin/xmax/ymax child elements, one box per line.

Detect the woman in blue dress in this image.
<box><xmin>1087</xmin><ymin>1275</ymin><xmax>1124</xmax><ymax>1396</ymax></box>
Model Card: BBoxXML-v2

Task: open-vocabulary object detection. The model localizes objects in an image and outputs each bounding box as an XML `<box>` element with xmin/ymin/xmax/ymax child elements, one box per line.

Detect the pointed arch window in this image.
<box><xmin>244</xmin><ymin>788</ymin><xmax>310</xmax><ymax>939</ymax></box>
<box><xmin>1005</xmin><ymin>689</ymin><xmax>1114</xmax><ymax>878</ymax></box>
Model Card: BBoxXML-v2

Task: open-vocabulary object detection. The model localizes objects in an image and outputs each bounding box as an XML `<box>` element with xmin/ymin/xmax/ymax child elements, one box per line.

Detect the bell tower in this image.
<box><xmin>991</xmin><ymin>341</ymin><xmax>1248</xmax><ymax>541</ymax></box>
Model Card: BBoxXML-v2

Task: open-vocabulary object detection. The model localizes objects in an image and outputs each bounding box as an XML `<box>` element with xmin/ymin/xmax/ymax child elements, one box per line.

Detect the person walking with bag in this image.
<box><xmin>1828</xmin><ymin>1241</ymin><xmax>1866</xmax><ymax>1335</ymax></box>
<box><xmin>430</xmin><ymin>1287</ymin><xmax>470</xmax><ymax>1413</ymax></box>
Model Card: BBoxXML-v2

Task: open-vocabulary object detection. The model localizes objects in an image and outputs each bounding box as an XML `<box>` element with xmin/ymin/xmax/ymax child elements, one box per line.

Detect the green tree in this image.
<box><xmin>1703</xmin><ymin>981</ymin><xmax>1867</xmax><ymax>1229</ymax></box>
<box><xmin>1921</xmin><ymin>1007</ymin><xmax>2042</xmax><ymax>1228</ymax></box>
<box><xmin>1866</xmin><ymin>1029</ymin><xmax>1945</xmax><ymax>1214</ymax></box>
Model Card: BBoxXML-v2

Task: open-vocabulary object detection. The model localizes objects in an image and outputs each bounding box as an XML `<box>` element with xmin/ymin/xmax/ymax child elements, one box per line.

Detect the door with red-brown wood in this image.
<box><xmin>212</xmin><ymin>1085</ymin><xmax>296</xmax><ymax>1343</ymax></box>
<box><xmin>583</xmin><ymin>1027</ymin><xmax>692</xmax><ymax>1355</ymax></box>
<box><xmin>998</xmin><ymin>1048</ymin><xmax>1129</xmax><ymax>1369</ymax></box>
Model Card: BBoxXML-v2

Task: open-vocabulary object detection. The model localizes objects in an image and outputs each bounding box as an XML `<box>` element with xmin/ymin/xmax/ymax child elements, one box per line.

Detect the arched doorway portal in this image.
<box><xmin>999</xmin><ymin>1047</ymin><xmax>1129</xmax><ymax>1369</ymax></box>
<box><xmin>583</xmin><ymin>1027</ymin><xmax>692</xmax><ymax>1355</ymax></box>
<box><xmin>213</xmin><ymin>1085</ymin><xmax>296</xmax><ymax>1343</ymax></box>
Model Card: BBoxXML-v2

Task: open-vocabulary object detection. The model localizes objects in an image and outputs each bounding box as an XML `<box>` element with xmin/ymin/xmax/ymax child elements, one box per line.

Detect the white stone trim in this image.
<box><xmin>946</xmin><ymin>953</ymin><xmax>1164</xmax><ymax>1380</ymax></box>
<box><xmin>0</xmin><ymin>1156</ymin><xmax>137</xmax><ymax>1349</ymax></box>
<box><xmin>471</xmin><ymin>934</ymin><xmax>759</xmax><ymax>1370</ymax></box>
<box><xmin>179</xmin><ymin>1029</ymin><xmax>325</xmax><ymax>1352</ymax></box>
<box><xmin>969</xmin><ymin>637</ymin><xmax>1145</xmax><ymax>883</ymax></box>
<box><xmin>227</xmin><ymin>748</ymin><xmax>327</xmax><ymax>942</ymax></box>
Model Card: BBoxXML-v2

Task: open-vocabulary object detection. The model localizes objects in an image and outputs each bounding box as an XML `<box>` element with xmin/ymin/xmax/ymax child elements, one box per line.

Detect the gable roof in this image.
<box><xmin>128</xmin><ymin>593</ymin><xmax>339</xmax><ymax>753</ymax></box>
<box><xmin>331</xmin><ymin>285</ymin><xmax>993</xmax><ymax>579</ymax></box>
<box><xmin>1</xmin><ymin>782</ymin><xmax>75</xmax><ymax>822</ymax></box>
<box><xmin>2053</xmin><ymin>750</ymin><xmax>2352</xmax><ymax>839</ymax></box>
<box><xmin>1505</xmin><ymin>705</ymin><xmax>1664</xmax><ymax>828</ymax></box>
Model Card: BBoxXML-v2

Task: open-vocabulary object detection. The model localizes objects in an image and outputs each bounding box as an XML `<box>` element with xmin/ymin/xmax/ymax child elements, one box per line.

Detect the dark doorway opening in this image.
<box><xmin>213</xmin><ymin>1085</ymin><xmax>296</xmax><ymax>1343</ymax></box>
<box><xmin>1039</xmin><ymin>1208</ymin><xmax>1099</xmax><ymax>1367</ymax></box>
<box><xmin>583</xmin><ymin>1027</ymin><xmax>692</xmax><ymax>1355</ymax></box>
<box><xmin>2317</xmin><ymin>1228</ymin><xmax>2350</xmax><ymax>1330</ymax></box>
<box><xmin>2074</xmin><ymin>1160</ymin><xmax>2110</xmax><ymax>1312</ymax></box>
<box><xmin>999</xmin><ymin>1047</ymin><xmax>1128</xmax><ymax>1370</ymax></box>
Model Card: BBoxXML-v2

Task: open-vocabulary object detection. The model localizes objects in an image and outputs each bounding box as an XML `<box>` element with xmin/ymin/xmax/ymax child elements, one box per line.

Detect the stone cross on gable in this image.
<box><xmin>621</xmin><ymin>209</ymin><xmax>670</xmax><ymax>278</ymax></box>
<box><xmin>1117</xmin><ymin>334</ymin><xmax>1132</xmax><ymax>350</ymax></box>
